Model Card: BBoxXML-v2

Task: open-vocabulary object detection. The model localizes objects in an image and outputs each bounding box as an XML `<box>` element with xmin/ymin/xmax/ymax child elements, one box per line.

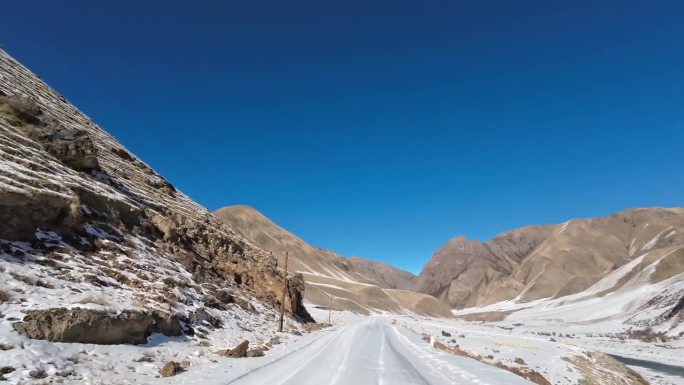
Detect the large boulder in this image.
<box><xmin>12</xmin><ymin>308</ymin><xmax>181</xmax><ymax>345</ymax></box>
<box><xmin>288</xmin><ymin>273</ymin><xmax>315</xmax><ymax>323</ymax></box>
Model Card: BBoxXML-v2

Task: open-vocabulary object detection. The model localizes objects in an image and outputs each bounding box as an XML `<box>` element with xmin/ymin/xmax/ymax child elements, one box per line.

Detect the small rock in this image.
<box><xmin>441</xmin><ymin>330</ymin><xmax>452</xmax><ymax>337</ymax></box>
<box><xmin>291</xmin><ymin>331</ymin><xmax>302</xmax><ymax>336</ymax></box>
<box><xmin>0</xmin><ymin>367</ymin><xmax>15</xmax><ymax>375</ymax></box>
<box><xmin>0</xmin><ymin>343</ymin><xmax>14</xmax><ymax>351</ymax></box>
<box><xmin>56</xmin><ymin>369</ymin><xmax>74</xmax><ymax>377</ymax></box>
<box><xmin>159</xmin><ymin>361</ymin><xmax>182</xmax><ymax>377</ymax></box>
<box><xmin>246</xmin><ymin>348</ymin><xmax>265</xmax><ymax>358</ymax></box>
<box><xmin>30</xmin><ymin>369</ymin><xmax>47</xmax><ymax>379</ymax></box>
<box><xmin>514</xmin><ymin>357</ymin><xmax>526</xmax><ymax>365</ymax></box>
<box><xmin>269</xmin><ymin>336</ymin><xmax>282</xmax><ymax>345</ymax></box>
<box><xmin>134</xmin><ymin>353</ymin><xmax>155</xmax><ymax>363</ymax></box>
<box><xmin>218</xmin><ymin>340</ymin><xmax>249</xmax><ymax>358</ymax></box>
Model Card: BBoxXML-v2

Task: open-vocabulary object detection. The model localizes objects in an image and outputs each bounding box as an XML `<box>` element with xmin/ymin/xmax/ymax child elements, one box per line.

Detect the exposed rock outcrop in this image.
<box><xmin>0</xmin><ymin>94</ymin><xmax>99</xmax><ymax>171</ymax></box>
<box><xmin>288</xmin><ymin>273</ymin><xmax>314</xmax><ymax>323</ymax></box>
<box><xmin>13</xmin><ymin>308</ymin><xmax>157</xmax><ymax>345</ymax></box>
<box><xmin>11</xmin><ymin>308</ymin><xmax>187</xmax><ymax>345</ymax></box>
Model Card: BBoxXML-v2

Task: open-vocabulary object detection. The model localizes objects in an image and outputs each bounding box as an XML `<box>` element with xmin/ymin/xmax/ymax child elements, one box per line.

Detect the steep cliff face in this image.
<box><xmin>416</xmin><ymin>207</ymin><xmax>684</xmax><ymax>309</ymax></box>
<box><xmin>0</xmin><ymin>48</ymin><xmax>312</xmax><ymax>347</ymax></box>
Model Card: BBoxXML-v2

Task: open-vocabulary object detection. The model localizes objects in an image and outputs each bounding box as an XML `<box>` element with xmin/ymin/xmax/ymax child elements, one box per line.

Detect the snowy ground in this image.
<box><xmin>0</xmin><ymin>234</ymin><xmax>310</xmax><ymax>385</ymax></box>
<box><xmin>0</xmin><ymin>300</ymin><xmax>306</xmax><ymax>385</ymax></box>
<box><xmin>312</xmin><ymin>301</ymin><xmax>684</xmax><ymax>385</ymax></box>
<box><xmin>435</xmin><ymin>247</ymin><xmax>684</xmax><ymax>385</ymax></box>
<box><xmin>221</xmin><ymin>316</ymin><xmax>534</xmax><ymax>385</ymax></box>
<box><xmin>0</xmin><ymin>303</ymin><xmax>533</xmax><ymax>384</ymax></box>
<box><xmin>398</xmin><ymin>315</ymin><xmax>684</xmax><ymax>385</ymax></box>
<box><xmin>2</xmin><ymin>298</ymin><xmax>682</xmax><ymax>384</ymax></box>
<box><xmin>2</xmin><ymin>242</ymin><xmax>681</xmax><ymax>385</ymax></box>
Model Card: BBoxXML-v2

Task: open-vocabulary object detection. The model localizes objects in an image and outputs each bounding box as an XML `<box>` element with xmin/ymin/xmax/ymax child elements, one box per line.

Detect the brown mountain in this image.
<box><xmin>416</xmin><ymin>207</ymin><xmax>684</xmax><ymax>309</ymax></box>
<box><xmin>214</xmin><ymin>205</ymin><xmax>451</xmax><ymax>317</ymax></box>
<box><xmin>345</xmin><ymin>256</ymin><xmax>416</xmax><ymax>290</ymax></box>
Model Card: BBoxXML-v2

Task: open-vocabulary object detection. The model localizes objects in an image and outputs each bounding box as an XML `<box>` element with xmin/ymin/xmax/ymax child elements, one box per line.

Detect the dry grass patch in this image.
<box><xmin>302</xmin><ymin>322</ymin><xmax>332</xmax><ymax>332</ymax></box>
<box><xmin>493</xmin><ymin>362</ymin><xmax>552</xmax><ymax>385</ymax></box>
<box><xmin>10</xmin><ymin>271</ymin><xmax>54</xmax><ymax>289</ymax></box>
<box><xmin>563</xmin><ymin>353</ymin><xmax>649</xmax><ymax>385</ymax></box>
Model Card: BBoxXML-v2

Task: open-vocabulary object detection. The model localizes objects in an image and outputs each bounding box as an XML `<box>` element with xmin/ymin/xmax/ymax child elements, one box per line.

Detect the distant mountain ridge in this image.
<box><xmin>415</xmin><ymin>207</ymin><xmax>684</xmax><ymax>310</ymax></box>
<box><xmin>213</xmin><ymin>205</ymin><xmax>452</xmax><ymax>317</ymax></box>
<box><xmin>214</xmin><ymin>205</ymin><xmax>417</xmax><ymax>289</ymax></box>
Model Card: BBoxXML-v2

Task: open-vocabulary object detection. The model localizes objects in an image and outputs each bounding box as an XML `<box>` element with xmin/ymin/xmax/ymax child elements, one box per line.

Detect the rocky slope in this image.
<box><xmin>0</xmin><ymin>47</ymin><xmax>313</xmax><ymax>351</ymax></box>
<box><xmin>214</xmin><ymin>205</ymin><xmax>451</xmax><ymax>317</ymax></box>
<box><xmin>416</xmin><ymin>207</ymin><xmax>684</xmax><ymax>313</ymax></box>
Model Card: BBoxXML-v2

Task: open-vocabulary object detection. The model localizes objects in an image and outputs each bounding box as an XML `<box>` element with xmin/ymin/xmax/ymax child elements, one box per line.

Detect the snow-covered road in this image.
<box><xmin>225</xmin><ymin>318</ymin><xmax>533</xmax><ymax>385</ymax></box>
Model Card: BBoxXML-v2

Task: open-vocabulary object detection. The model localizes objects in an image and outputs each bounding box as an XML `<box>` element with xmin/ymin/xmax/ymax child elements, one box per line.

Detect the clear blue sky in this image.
<box><xmin>2</xmin><ymin>1</ymin><xmax>683</xmax><ymax>274</ymax></box>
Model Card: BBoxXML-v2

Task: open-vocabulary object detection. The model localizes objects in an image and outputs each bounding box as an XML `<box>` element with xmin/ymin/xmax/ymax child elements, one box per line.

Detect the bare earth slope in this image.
<box><xmin>214</xmin><ymin>205</ymin><xmax>451</xmax><ymax>317</ymax></box>
<box><xmin>416</xmin><ymin>207</ymin><xmax>684</xmax><ymax>310</ymax></box>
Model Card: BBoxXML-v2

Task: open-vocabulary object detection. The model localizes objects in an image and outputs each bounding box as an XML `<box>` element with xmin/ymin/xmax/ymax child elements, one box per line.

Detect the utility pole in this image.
<box><xmin>278</xmin><ymin>251</ymin><xmax>289</xmax><ymax>332</ymax></box>
<box><xmin>328</xmin><ymin>293</ymin><xmax>332</xmax><ymax>324</ymax></box>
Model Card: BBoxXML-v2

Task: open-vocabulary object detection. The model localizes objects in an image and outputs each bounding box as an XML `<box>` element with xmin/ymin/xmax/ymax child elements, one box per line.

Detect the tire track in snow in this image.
<box><xmin>329</xmin><ymin>320</ymin><xmax>361</xmax><ymax>385</ymax></box>
<box><xmin>224</xmin><ymin>323</ymin><xmax>350</xmax><ymax>384</ymax></box>
<box><xmin>378</xmin><ymin>324</ymin><xmax>387</xmax><ymax>385</ymax></box>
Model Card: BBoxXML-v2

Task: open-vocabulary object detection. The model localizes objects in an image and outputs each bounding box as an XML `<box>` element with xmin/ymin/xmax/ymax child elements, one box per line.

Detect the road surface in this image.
<box><xmin>226</xmin><ymin>318</ymin><xmax>533</xmax><ymax>385</ymax></box>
